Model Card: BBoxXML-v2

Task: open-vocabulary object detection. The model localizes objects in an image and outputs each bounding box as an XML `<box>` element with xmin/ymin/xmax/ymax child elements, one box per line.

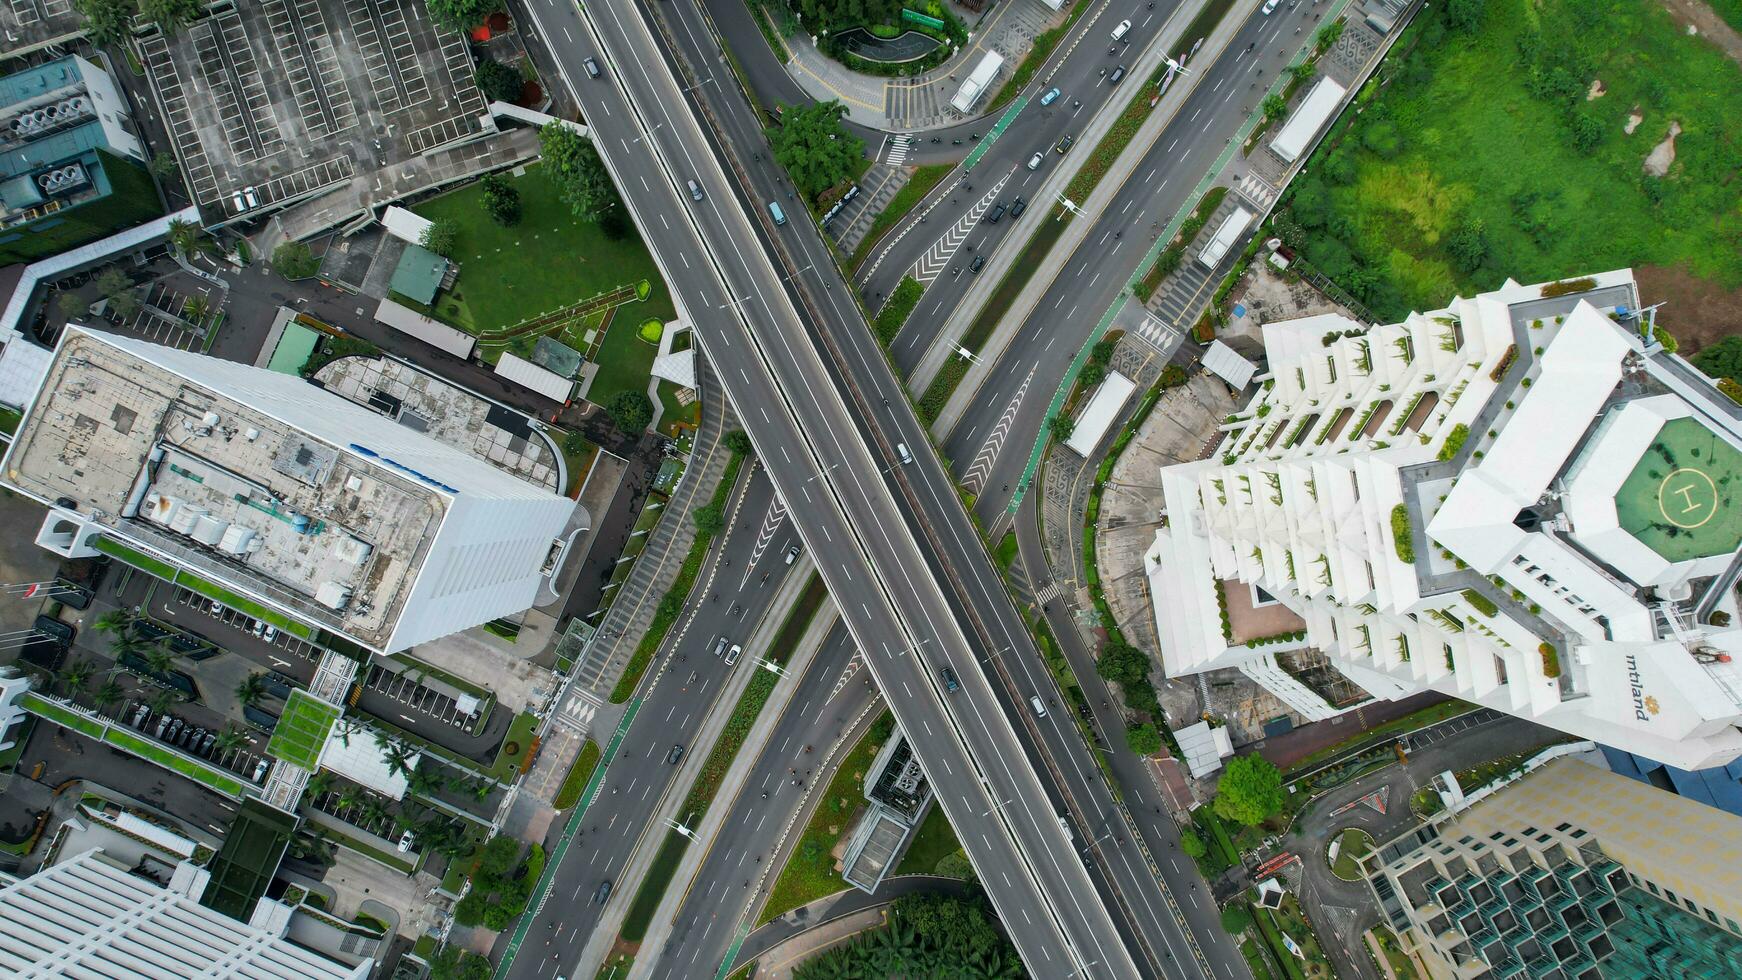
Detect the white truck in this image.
<box><xmin>1197</xmin><ymin>206</ymin><xmax>1255</xmax><ymax>270</ymax></box>
<box><xmin>950</xmin><ymin>51</ymin><xmax>1004</xmax><ymax>114</ymax></box>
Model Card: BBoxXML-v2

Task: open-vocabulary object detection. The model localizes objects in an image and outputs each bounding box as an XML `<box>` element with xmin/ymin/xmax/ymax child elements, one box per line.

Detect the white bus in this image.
<box><xmin>1197</xmin><ymin>206</ymin><xmax>1255</xmax><ymax>270</ymax></box>
<box><xmin>950</xmin><ymin>51</ymin><xmax>1005</xmax><ymax>114</ymax></box>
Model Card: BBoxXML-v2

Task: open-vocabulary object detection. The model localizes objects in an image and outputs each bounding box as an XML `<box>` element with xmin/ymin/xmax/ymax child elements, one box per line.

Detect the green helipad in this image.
<box><xmin>1615</xmin><ymin>418</ymin><xmax>1742</xmax><ymax>563</ymax></box>
<box><xmin>265</xmin><ymin>690</ymin><xmax>342</xmax><ymax>770</ymax></box>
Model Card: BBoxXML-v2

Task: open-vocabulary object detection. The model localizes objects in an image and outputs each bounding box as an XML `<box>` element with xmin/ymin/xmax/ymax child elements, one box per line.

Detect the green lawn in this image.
<box><xmin>552</xmin><ymin>739</ymin><xmax>603</xmax><ymax>810</ymax></box>
<box><xmin>266</xmin><ymin>691</ymin><xmax>342</xmax><ymax>770</ymax></box>
<box><xmin>586</xmin><ymin>308</ymin><xmax>660</xmax><ymax>408</ymax></box>
<box><xmin>411</xmin><ymin>165</ymin><xmax>675</xmax><ymax>338</ymax></box>
<box><xmin>759</xmin><ymin>712</ymin><xmax>895</xmax><ymax>924</ymax></box>
<box><xmin>1281</xmin><ymin>0</ymin><xmax>1742</xmax><ymax>321</ymax></box>
<box><xmin>1329</xmin><ymin>827</ymin><xmax>1374</xmax><ymax>881</ymax></box>
<box><xmin>892</xmin><ymin>803</ymin><xmax>963</xmax><ymax>877</ymax></box>
<box><xmin>487</xmin><ymin>711</ymin><xmax>541</xmax><ymax>781</ymax></box>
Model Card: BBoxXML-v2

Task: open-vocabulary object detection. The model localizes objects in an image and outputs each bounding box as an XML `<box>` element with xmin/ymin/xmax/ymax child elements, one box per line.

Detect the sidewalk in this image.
<box><xmin>773</xmin><ymin>0</ymin><xmax>1068</xmax><ymax>131</ymax></box>
<box><xmin>622</xmin><ymin>593</ymin><xmax>841</xmax><ymax>978</ymax></box>
<box><xmin>573</xmin><ymin>565</ymin><xmax>829</xmax><ymax>977</ymax></box>
<box><xmin>910</xmin><ymin>0</ymin><xmax>1223</xmax><ymax>408</ymax></box>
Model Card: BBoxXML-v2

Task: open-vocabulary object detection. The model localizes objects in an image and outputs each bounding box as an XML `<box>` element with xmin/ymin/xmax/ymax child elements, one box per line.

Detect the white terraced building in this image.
<box><xmin>1145</xmin><ymin>269</ymin><xmax>1742</xmax><ymax>771</ymax></box>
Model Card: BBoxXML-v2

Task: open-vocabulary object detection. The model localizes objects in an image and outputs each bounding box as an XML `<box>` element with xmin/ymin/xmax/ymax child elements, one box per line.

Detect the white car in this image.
<box><xmin>1262</xmin><ymin>0</ymin><xmax>1280</xmax><ymax>12</ymax></box>
<box><xmin>1027</xmin><ymin>152</ymin><xmax>1044</xmax><ymax>171</ymax></box>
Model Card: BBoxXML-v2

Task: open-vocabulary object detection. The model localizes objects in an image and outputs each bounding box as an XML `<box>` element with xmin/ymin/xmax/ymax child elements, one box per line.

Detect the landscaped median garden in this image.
<box><xmin>608</xmin><ymin>435</ymin><xmax>753</xmax><ymax>704</ymax></box>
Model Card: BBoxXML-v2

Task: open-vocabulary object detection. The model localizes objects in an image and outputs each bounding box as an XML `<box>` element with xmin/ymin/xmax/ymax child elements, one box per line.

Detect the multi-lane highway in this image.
<box><xmin>601</xmin><ymin>1</ymin><xmax>1263</xmax><ymax>977</ymax></box>
<box><xmin>517</xmin><ymin>0</ymin><xmax>1145</xmax><ymax>974</ymax></box>
<box><xmin>504</xmin><ymin>472</ymin><xmax>802</xmax><ymax>979</ymax></box>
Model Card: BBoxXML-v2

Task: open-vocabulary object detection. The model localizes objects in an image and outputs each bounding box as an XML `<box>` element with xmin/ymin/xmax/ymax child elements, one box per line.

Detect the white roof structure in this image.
<box><xmin>374</xmin><ymin>298</ymin><xmax>477</xmax><ymax>359</ymax></box>
<box><xmin>2</xmin><ymin>329</ymin><xmax>573</xmax><ymax>653</ymax></box>
<box><xmin>0</xmin><ymin>848</ymin><xmax>366</xmax><ymax>979</ymax></box>
<box><xmin>0</xmin><ymin>336</ymin><xmax>53</xmax><ymax>411</ymax></box>
<box><xmin>1202</xmin><ymin>340</ymin><xmax>1258</xmax><ymax>390</ymax></box>
<box><xmin>316</xmin><ymin>722</ymin><xmax>415</xmax><ymax>800</ymax></box>
<box><xmin>1065</xmin><ymin>371</ymin><xmax>1137</xmax><ymax>456</ymax></box>
<box><xmin>380</xmin><ymin>206</ymin><xmax>433</xmax><ymax>246</ymax></box>
<box><xmin>1269</xmin><ymin>76</ymin><xmax>1347</xmax><ymax>164</ymax></box>
<box><xmin>1144</xmin><ymin>270</ymin><xmax>1742</xmax><ymax>771</ymax></box>
<box><xmin>494</xmin><ymin>350</ymin><xmax>573</xmax><ymax>403</ymax></box>
<box><xmin>950</xmin><ymin>50</ymin><xmax>1004</xmax><ymax>113</ymax></box>
<box><xmin>1175</xmin><ymin>721</ymin><xmax>1235</xmax><ymax>777</ymax></box>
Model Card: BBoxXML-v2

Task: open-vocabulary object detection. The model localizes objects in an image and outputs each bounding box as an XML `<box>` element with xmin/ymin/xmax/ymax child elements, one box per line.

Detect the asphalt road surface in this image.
<box><xmin>645</xmin><ymin>622</ymin><xmax>880</xmax><ymax>979</ymax></box>
<box><xmin>505</xmin><ymin>473</ymin><xmax>801</xmax><ymax>980</ymax></box>
<box><xmin>514</xmin><ymin>0</ymin><xmax>1139</xmax><ymax>974</ymax></box>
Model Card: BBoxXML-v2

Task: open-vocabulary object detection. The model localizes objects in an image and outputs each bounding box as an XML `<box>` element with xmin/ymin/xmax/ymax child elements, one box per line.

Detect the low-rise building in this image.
<box><xmin>1144</xmin><ymin>270</ymin><xmax>1742</xmax><ymax>771</ymax></box>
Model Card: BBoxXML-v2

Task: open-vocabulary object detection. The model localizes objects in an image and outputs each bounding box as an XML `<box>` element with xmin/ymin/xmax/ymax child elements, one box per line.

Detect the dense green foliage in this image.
<box><xmin>605</xmin><ymin>390</ymin><xmax>653</xmax><ymax>434</ymax></box>
<box><xmin>452</xmin><ymin>836</ymin><xmax>542</xmax><ymax>930</ymax></box>
<box><xmin>272</xmin><ymin>242</ymin><xmax>320</xmax><ymax>280</ymax></box>
<box><xmin>770</xmin><ymin>101</ymin><xmax>864</xmax><ymax>202</ymax></box>
<box><xmin>473</xmin><ymin>58</ymin><xmax>523</xmax><ymax>104</ymax></box>
<box><xmin>1214</xmin><ymin>754</ymin><xmax>1286</xmax><ymax>827</ymax></box>
<box><xmin>1277</xmin><ymin>0</ymin><xmax>1742</xmax><ymax>320</ymax></box>
<box><xmin>874</xmin><ymin>276</ymin><xmax>925</xmax><ymax>345</ymax></box>
<box><xmin>424</xmin><ymin>0</ymin><xmax>497</xmax><ymax>32</ymax></box>
<box><xmin>793</xmin><ymin>891</ymin><xmax>1023</xmax><ymax>979</ymax></box>
<box><xmin>540</xmin><ymin>123</ymin><xmax>624</xmax><ymax>231</ymax></box>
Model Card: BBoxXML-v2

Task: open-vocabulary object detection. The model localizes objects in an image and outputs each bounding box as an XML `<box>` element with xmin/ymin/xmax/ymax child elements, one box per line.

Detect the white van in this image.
<box><xmin>1030</xmin><ymin>695</ymin><xmax>1048</xmax><ymax>718</ymax></box>
<box><xmin>897</xmin><ymin>443</ymin><xmax>914</xmax><ymax>465</ymax></box>
<box><xmin>1111</xmin><ymin>19</ymin><xmax>1132</xmax><ymax>41</ymax></box>
<box><xmin>768</xmin><ymin>201</ymin><xmax>787</xmax><ymax>226</ymax></box>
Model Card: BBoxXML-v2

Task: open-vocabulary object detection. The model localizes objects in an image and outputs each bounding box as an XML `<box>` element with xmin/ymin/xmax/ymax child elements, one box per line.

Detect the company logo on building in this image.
<box><xmin>1627</xmin><ymin>653</ymin><xmax>1653</xmax><ymax>722</ymax></box>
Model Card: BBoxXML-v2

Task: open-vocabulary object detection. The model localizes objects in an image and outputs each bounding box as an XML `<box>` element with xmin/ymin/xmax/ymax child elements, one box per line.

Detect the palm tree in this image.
<box><xmin>145</xmin><ymin>688</ymin><xmax>178</xmax><ymax>717</ymax></box>
<box><xmin>61</xmin><ymin>659</ymin><xmax>96</xmax><ymax>695</ymax></box>
<box><xmin>93</xmin><ymin>609</ymin><xmax>136</xmax><ymax>636</ymax></box>
<box><xmin>167</xmin><ymin>218</ymin><xmax>203</xmax><ymax>259</ymax></box>
<box><xmin>93</xmin><ymin>679</ymin><xmax>124</xmax><ymax>714</ymax></box>
<box><xmin>214</xmin><ymin>726</ymin><xmax>248</xmax><ymax>756</ymax></box>
<box><xmin>234</xmin><ymin>672</ymin><xmax>268</xmax><ymax>707</ymax></box>
<box><xmin>306</xmin><ymin>770</ymin><xmax>336</xmax><ymax>801</ymax></box>
<box><xmin>288</xmin><ymin>830</ymin><xmax>336</xmax><ymax>865</ymax></box>
<box><xmin>408</xmin><ymin>759</ymin><xmax>444</xmax><ymax>799</ymax></box>
<box><xmin>374</xmin><ymin>731</ymin><xmax>417</xmax><ymax>779</ymax></box>
<box><xmin>337</xmin><ymin>786</ymin><xmax>365</xmax><ymax>815</ymax></box>
<box><xmin>141</xmin><ymin>643</ymin><xmax>177</xmax><ymax>677</ymax></box>
<box><xmin>182</xmin><ymin>294</ymin><xmax>212</xmax><ymax>326</ymax></box>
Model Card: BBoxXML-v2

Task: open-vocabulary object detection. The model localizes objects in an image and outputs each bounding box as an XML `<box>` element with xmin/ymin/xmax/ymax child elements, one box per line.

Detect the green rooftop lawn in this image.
<box><xmin>1279</xmin><ymin>0</ymin><xmax>1742</xmax><ymax>322</ymax></box>
<box><xmin>267</xmin><ymin>691</ymin><xmax>342</xmax><ymax>769</ymax></box>
<box><xmin>586</xmin><ymin>309</ymin><xmax>660</xmax><ymax>408</ymax></box>
<box><xmin>410</xmin><ymin>165</ymin><xmax>675</xmax><ymax>342</ymax></box>
<box><xmin>1615</xmin><ymin>418</ymin><xmax>1742</xmax><ymax>562</ymax></box>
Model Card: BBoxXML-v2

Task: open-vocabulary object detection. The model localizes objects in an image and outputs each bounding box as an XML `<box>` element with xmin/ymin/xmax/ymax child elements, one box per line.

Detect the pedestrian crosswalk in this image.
<box><xmin>1237</xmin><ymin>172</ymin><xmax>1277</xmax><ymax>209</ymax></box>
<box><xmin>1132</xmin><ymin>314</ymin><xmax>1181</xmax><ymax>353</ymax></box>
<box><xmin>1033</xmin><ymin>580</ymin><xmax>1063</xmax><ymax>605</ymax></box>
<box><xmin>885</xmin><ymin>134</ymin><xmax>913</xmax><ymax>167</ymax></box>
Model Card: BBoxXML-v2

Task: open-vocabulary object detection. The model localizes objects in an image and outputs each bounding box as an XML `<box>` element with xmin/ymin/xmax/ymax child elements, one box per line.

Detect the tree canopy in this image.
<box><xmin>1095</xmin><ymin>642</ymin><xmax>1151</xmax><ymax>689</ymax></box>
<box><xmin>474</xmin><ymin>58</ymin><xmax>523</xmax><ymax>104</ymax></box>
<box><xmin>1214</xmin><ymin>754</ymin><xmax>1286</xmax><ymax>827</ymax></box>
<box><xmin>770</xmin><ymin>100</ymin><xmax>863</xmax><ymax>202</ymax></box>
<box><xmin>605</xmin><ymin>390</ymin><xmax>652</xmax><ymax>434</ymax></box>
<box><xmin>540</xmin><ymin>123</ymin><xmax>622</xmax><ymax>223</ymax></box>
<box><xmin>74</xmin><ymin>0</ymin><xmax>134</xmax><ymax>46</ymax></box>
<box><xmin>139</xmin><ymin>0</ymin><xmax>201</xmax><ymax>34</ymax></box>
<box><xmin>1125</xmin><ymin>722</ymin><xmax>1163</xmax><ymax>756</ymax></box>
<box><xmin>424</xmin><ymin>0</ymin><xmax>497</xmax><ymax>33</ymax></box>
<box><xmin>794</xmin><ymin>890</ymin><xmax>1021</xmax><ymax>979</ymax></box>
<box><xmin>481</xmin><ymin>173</ymin><xmax>521</xmax><ymax>226</ymax></box>
<box><xmin>1693</xmin><ymin>337</ymin><xmax>1742</xmax><ymax>380</ymax></box>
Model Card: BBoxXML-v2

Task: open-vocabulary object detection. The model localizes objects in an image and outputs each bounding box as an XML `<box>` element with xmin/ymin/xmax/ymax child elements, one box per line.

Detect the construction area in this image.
<box><xmin>136</xmin><ymin>0</ymin><xmax>535</xmax><ymax>241</ymax></box>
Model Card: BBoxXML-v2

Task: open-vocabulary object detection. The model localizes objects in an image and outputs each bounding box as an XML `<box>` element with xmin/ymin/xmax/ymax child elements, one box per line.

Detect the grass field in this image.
<box><xmin>411</xmin><ymin>166</ymin><xmax>676</xmax><ymax>340</ymax></box>
<box><xmin>267</xmin><ymin>691</ymin><xmax>342</xmax><ymax>769</ymax></box>
<box><xmin>586</xmin><ymin>310</ymin><xmax>660</xmax><ymax>408</ymax></box>
<box><xmin>1329</xmin><ymin>827</ymin><xmax>1374</xmax><ymax>881</ymax></box>
<box><xmin>892</xmin><ymin>803</ymin><xmax>963</xmax><ymax>876</ymax></box>
<box><xmin>486</xmin><ymin>711</ymin><xmax>541</xmax><ymax>782</ymax></box>
<box><xmin>1280</xmin><ymin>0</ymin><xmax>1742</xmax><ymax>325</ymax></box>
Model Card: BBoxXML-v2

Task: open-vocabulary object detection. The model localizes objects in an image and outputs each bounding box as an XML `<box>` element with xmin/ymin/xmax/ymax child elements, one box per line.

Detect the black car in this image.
<box><xmin>1009</xmin><ymin>197</ymin><xmax>1027</xmax><ymax>218</ymax></box>
<box><xmin>1055</xmin><ymin>133</ymin><xmax>1075</xmax><ymax>155</ymax></box>
<box><xmin>984</xmin><ymin>203</ymin><xmax>1006</xmax><ymax>224</ymax></box>
<box><xmin>1109</xmin><ymin>65</ymin><xmax>1127</xmax><ymax>85</ymax></box>
<box><xmin>939</xmin><ymin>666</ymin><xmax>961</xmax><ymax>693</ymax></box>
<box><xmin>969</xmin><ymin>255</ymin><xmax>986</xmax><ymax>275</ymax></box>
<box><xmin>666</xmin><ymin>744</ymin><xmax>685</xmax><ymax>765</ymax></box>
<box><xmin>593</xmin><ymin>880</ymin><xmax>613</xmax><ymax>905</ymax></box>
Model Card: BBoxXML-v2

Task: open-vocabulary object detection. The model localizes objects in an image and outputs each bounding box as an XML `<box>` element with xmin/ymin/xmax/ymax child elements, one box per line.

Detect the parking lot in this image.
<box><xmin>136</xmin><ymin>0</ymin><xmax>489</xmax><ymax>221</ymax></box>
<box><xmin>164</xmin><ymin>584</ymin><xmax>481</xmax><ymax>735</ymax></box>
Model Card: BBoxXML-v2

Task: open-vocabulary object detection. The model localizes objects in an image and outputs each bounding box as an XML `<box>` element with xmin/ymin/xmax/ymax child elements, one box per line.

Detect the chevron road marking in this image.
<box><xmin>1132</xmin><ymin>312</ymin><xmax>1180</xmax><ymax>352</ymax></box>
<box><xmin>558</xmin><ymin>687</ymin><xmax>602</xmax><ymax>734</ymax></box>
<box><xmin>908</xmin><ymin>169</ymin><xmax>1013</xmax><ymax>284</ymax></box>
<box><xmin>744</xmin><ymin>493</ymin><xmax>789</xmax><ymax>571</ymax></box>
<box><xmin>827</xmin><ymin>651</ymin><xmax>865</xmax><ymax>704</ymax></box>
<box><xmin>962</xmin><ymin>363</ymin><xmax>1035</xmax><ymax>495</ymax></box>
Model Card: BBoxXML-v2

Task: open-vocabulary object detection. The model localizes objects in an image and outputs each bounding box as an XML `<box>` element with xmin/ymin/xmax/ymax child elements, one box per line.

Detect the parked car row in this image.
<box><xmin>124</xmin><ymin>700</ymin><xmax>268</xmax><ymax>783</ymax></box>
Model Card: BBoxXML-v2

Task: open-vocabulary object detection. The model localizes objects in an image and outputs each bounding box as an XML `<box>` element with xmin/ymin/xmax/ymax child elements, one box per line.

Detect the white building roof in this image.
<box><xmin>1065</xmin><ymin>371</ymin><xmax>1137</xmax><ymax>456</ymax></box>
<box><xmin>1269</xmin><ymin>76</ymin><xmax>1347</xmax><ymax>164</ymax></box>
<box><xmin>0</xmin><ymin>848</ymin><xmax>366</xmax><ymax>979</ymax></box>
<box><xmin>494</xmin><ymin>351</ymin><xmax>573</xmax><ymax>404</ymax></box>
<box><xmin>1175</xmin><ymin>720</ymin><xmax>1235</xmax><ymax>778</ymax></box>
<box><xmin>374</xmin><ymin>298</ymin><xmax>477</xmax><ymax>359</ymax></box>
<box><xmin>316</xmin><ymin>722</ymin><xmax>414</xmax><ymax>800</ymax></box>
<box><xmin>0</xmin><ymin>336</ymin><xmax>53</xmax><ymax>411</ymax></box>
<box><xmin>380</xmin><ymin>206</ymin><xmax>433</xmax><ymax>246</ymax></box>
<box><xmin>1202</xmin><ymin>340</ymin><xmax>1258</xmax><ymax>390</ymax></box>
